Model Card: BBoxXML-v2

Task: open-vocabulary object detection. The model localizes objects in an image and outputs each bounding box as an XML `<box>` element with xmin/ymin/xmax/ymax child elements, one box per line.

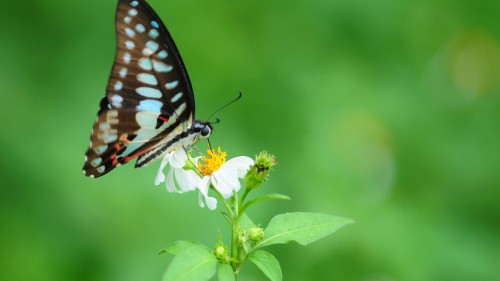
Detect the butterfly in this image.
<box><xmin>83</xmin><ymin>0</ymin><xmax>212</xmax><ymax>178</ymax></box>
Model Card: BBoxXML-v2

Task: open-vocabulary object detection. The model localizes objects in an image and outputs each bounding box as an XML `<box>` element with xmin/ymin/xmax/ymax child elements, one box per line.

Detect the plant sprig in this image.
<box><xmin>159</xmin><ymin>151</ymin><xmax>353</xmax><ymax>281</ymax></box>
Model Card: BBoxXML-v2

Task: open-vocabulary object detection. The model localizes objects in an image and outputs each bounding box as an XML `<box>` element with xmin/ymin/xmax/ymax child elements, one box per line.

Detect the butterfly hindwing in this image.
<box><xmin>83</xmin><ymin>0</ymin><xmax>195</xmax><ymax>178</ymax></box>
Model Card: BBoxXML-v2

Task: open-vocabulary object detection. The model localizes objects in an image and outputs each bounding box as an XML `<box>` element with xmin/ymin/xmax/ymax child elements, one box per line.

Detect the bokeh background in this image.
<box><xmin>1</xmin><ymin>0</ymin><xmax>499</xmax><ymax>280</ymax></box>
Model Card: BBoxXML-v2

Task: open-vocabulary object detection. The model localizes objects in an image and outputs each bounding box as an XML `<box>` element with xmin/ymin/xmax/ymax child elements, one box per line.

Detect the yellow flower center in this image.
<box><xmin>198</xmin><ymin>147</ymin><xmax>227</xmax><ymax>176</ymax></box>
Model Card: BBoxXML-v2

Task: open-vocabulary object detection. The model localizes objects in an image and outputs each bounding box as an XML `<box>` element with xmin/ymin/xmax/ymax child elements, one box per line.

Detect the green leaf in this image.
<box><xmin>162</xmin><ymin>243</ymin><xmax>217</xmax><ymax>281</ymax></box>
<box><xmin>248</xmin><ymin>250</ymin><xmax>282</xmax><ymax>281</ymax></box>
<box><xmin>239</xmin><ymin>212</ymin><xmax>255</xmax><ymax>230</ymax></box>
<box><xmin>256</xmin><ymin>212</ymin><xmax>353</xmax><ymax>249</ymax></box>
<box><xmin>242</xmin><ymin>240</ymin><xmax>252</xmax><ymax>254</ymax></box>
<box><xmin>159</xmin><ymin>240</ymin><xmax>202</xmax><ymax>255</ymax></box>
<box><xmin>240</xmin><ymin>194</ymin><xmax>290</xmax><ymax>215</ymax></box>
<box><xmin>217</xmin><ymin>263</ymin><xmax>235</xmax><ymax>281</ymax></box>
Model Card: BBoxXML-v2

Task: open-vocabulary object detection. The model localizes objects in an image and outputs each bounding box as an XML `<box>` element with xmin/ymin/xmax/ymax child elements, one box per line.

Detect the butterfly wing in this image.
<box><xmin>83</xmin><ymin>0</ymin><xmax>195</xmax><ymax>178</ymax></box>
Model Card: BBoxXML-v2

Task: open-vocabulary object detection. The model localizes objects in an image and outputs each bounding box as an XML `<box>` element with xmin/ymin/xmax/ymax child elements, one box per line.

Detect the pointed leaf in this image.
<box><xmin>217</xmin><ymin>263</ymin><xmax>235</xmax><ymax>281</ymax></box>
<box><xmin>159</xmin><ymin>240</ymin><xmax>202</xmax><ymax>255</ymax></box>
<box><xmin>162</xmin><ymin>243</ymin><xmax>217</xmax><ymax>281</ymax></box>
<box><xmin>256</xmin><ymin>212</ymin><xmax>353</xmax><ymax>249</ymax></box>
<box><xmin>248</xmin><ymin>250</ymin><xmax>282</xmax><ymax>281</ymax></box>
<box><xmin>240</xmin><ymin>194</ymin><xmax>290</xmax><ymax>215</ymax></box>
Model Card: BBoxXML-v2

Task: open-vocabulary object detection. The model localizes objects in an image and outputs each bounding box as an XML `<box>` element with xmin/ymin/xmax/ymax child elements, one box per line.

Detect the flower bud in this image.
<box><xmin>239</xmin><ymin>231</ymin><xmax>248</xmax><ymax>243</ymax></box>
<box><xmin>244</xmin><ymin>151</ymin><xmax>277</xmax><ymax>189</ymax></box>
<box><xmin>248</xmin><ymin>227</ymin><xmax>264</xmax><ymax>242</ymax></box>
<box><xmin>213</xmin><ymin>243</ymin><xmax>229</xmax><ymax>263</ymax></box>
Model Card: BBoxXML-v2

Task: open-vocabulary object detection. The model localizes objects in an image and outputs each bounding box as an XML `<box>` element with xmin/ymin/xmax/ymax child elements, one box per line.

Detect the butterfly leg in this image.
<box><xmin>187</xmin><ymin>145</ymin><xmax>202</xmax><ymax>154</ymax></box>
<box><xmin>183</xmin><ymin>146</ymin><xmax>203</xmax><ymax>174</ymax></box>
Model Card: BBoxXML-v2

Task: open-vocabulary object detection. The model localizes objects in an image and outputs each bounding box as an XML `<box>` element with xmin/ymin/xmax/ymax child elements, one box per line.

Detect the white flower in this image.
<box><xmin>155</xmin><ymin>147</ymin><xmax>254</xmax><ymax>211</ymax></box>
<box><xmin>155</xmin><ymin>149</ymin><xmax>199</xmax><ymax>193</ymax></box>
<box><xmin>197</xmin><ymin>148</ymin><xmax>254</xmax><ymax>210</ymax></box>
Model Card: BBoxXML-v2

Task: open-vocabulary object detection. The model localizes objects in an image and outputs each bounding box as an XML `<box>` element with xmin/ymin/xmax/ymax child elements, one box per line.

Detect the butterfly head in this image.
<box><xmin>193</xmin><ymin>121</ymin><xmax>213</xmax><ymax>139</ymax></box>
<box><xmin>200</xmin><ymin>124</ymin><xmax>212</xmax><ymax>138</ymax></box>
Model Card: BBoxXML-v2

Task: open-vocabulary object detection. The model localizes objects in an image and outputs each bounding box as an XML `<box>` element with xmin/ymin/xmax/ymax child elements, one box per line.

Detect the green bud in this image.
<box><xmin>244</xmin><ymin>151</ymin><xmax>277</xmax><ymax>189</ymax></box>
<box><xmin>248</xmin><ymin>226</ymin><xmax>265</xmax><ymax>242</ymax></box>
<box><xmin>213</xmin><ymin>243</ymin><xmax>229</xmax><ymax>263</ymax></box>
<box><xmin>239</xmin><ymin>231</ymin><xmax>248</xmax><ymax>243</ymax></box>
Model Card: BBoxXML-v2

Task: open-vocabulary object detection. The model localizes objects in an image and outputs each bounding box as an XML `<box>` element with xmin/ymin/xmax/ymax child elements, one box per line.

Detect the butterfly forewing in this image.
<box><xmin>83</xmin><ymin>0</ymin><xmax>195</xmax><ymax>178</ymax></box>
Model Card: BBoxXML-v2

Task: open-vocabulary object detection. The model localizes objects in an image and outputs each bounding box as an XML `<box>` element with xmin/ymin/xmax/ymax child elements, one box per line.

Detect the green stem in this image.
<box><xmin>212</xmin><ymin>187</ymin><xmax>243</xmax><ymax>279</ymax></box>
<box><xmin>240</xmin><ymin>188</ymin><xmax>250</xmax><ymax>205</ymax></box>
<box><xmin>212</xmin><ymin>187</ymin><xmax>233</xmax><ymax>217</ymax></box>
<box><xmin>231</xmin><ymin>192</ymin><xmax>239</xmax><ymax>273</ymax></box>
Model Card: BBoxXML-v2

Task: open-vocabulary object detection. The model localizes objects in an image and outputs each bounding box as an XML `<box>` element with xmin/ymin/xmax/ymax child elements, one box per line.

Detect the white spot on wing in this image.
<box><xmin>158</xmin><ymin>50</ymin><xmax>168</xmax><ymax>59</ymax></box>
<box><xmin>110</xmin><ymin>94</ymin><xmax>123</xmax><ymax>107</ymax></box>
<box><xmin>129</xmin><ymin>9</ymin><xmax>138</xmax><ymax>17</ymax></box>
<box><xmin>99</xmin><ymin>122</ymin><xmax>110</xmax><ymax>130</ymax></box>
<box><xmin>135</xmin><ymin>111</ymin><xmax>159</xmax><ymax>129</ymax></box>
<box><xmin>151</xmin><ymin>21</ymin><xmax>159</xmax><ymax>28</ymax></box>
<box><xmin>123</xmin><ymin>52</ymin><xmax>131</xmax><ymax>63</ymax></box>
<box><xmin>148</xmin><ymin>29</ymin><xmax>159</xmax><ymax>39</ymax></box>
<box><xmin>136</xmin><ymin>87</ymin><xmax>163</xmax><ymax>98</ymax></box>
<box><xmin>125</xmin><ymin>40</ymin><xmax>135</xmax><ymax>49</ymax></box>
<box><xmin>165</xmin><ymin>80</ymin><xmax>178</xmax><ymax>90</ymax></box>
<box><xmin>125</xmin><ymin>27</ymin><xmax>135</xmax><ymax>37</ymax></box>
<box><xmin>114</xmin><ymin>81</ymin><xmax>123</xmax><ymax>91</ymax></box>
<box><xmin>131</xmin><ymin>0</ymin><xmax>139</xmax><ymax>7</ymax></box>
<box><xmin>124</xmin><ymin>16</ymin><xmax>132</xmax><ymax>24</ymax></box>
<box><xmin>136</xmin><ymin>99</ymin><xmax>163</xmax><ymax>112</ymax></box>
<box><xmin>171</xmin><ymin>92</ymin><xmax>183</xmax><ymax>103</ymax></box>
<box><xmin>97</xmin><ymin>166</ymin><xmax>105</xmax><ymax>173</ymax></box>
<box><xmin>143</xmin><ymin>41</ymin><xmax>159</xmax><ymax>55</ymax></box>
<box><xmin>91</xmin><ymin>158</ymin><xmax>102</xmax><ymax>167</ymax></box>
<box><xmin>119</xmin><ymin>67</ymin><xmax>128</xmax><ymax>78</ymax></box>
<box><xmin>94</xmin><ymin>145</ymin><xmax>108</xmax><ymax>154</ymax></box>
<box><xmin>138</xmin><ymin>58</ymin><xmax>152</xmax><ymax>70</ymax></box>
<box><xmin>153</xmin><ymin>60</ymin><xmax>173</xmax><ymax>72</ymax></box>
<box><xmin>173</xmin><ymin>102</ymin><xmax>187</xmax><ymax>118</ymax></box>
<box><xmin>135</xmin><ymin>24</ymin><xmax>145</xmax><ymax>33</ymax></box>
<box><xmin>137</xmin><ymin>73</ymin><xmax>158</xmax><ymax>85</ymax></box>
<box><xmin>99</xmin><ymin>133</ymin><xmax>118</xmax><ymax>143</ymax></box>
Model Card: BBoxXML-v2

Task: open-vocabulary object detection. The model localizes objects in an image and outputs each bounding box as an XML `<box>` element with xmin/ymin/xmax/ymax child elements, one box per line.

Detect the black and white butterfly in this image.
<box><xmin>83</xmin><ymin>0</ymin><xmax>212</xmax><ymax>178</ymax></box>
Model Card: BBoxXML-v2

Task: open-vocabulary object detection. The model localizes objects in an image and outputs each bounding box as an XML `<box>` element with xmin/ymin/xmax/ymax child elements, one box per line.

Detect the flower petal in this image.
<box><xmin>185</xmin><ymin>170</ymin><xmax>201</xmax><ymax>191</ymax></box>
<box><xmin>174</xmin><ymin>168</ymin><xmax>190</xmax><ymax>192</ymax></box>
<box><xmin>174</xmin><ymin>168</ymin><xmax>200</xmax><ymax>192</ymax></box>
<box><xmin>212</xmin><ymin>165</ymin><xmax>240</xmax><ymax>199</ymax></box>
<box><xmin>165</xmin><ymin>169</ymin><xmax>178</xmax><ymax>193</ymax></box>
<box><xmin>205</xmin><ymin>196</ymin><xmax>217</xmax><ymax>210</ymax></box>
<box><xmin>225</xmin><ymin>156</ymin><xmax>254</xmax><ymax>178</ymax></box>
<box><xmin>169</xmin><ymin>149</ymin><xmax>187</xmax><ymax>168</ymax></box>
<box><xmin>198</xmin><ymin>177</ymin><xmax>217</xmax><ymax>210</ymax></box>
<box><xmin>154</xmin><ymin>152</ymin><xmax>172</xmax><ymax>185</ymax></box>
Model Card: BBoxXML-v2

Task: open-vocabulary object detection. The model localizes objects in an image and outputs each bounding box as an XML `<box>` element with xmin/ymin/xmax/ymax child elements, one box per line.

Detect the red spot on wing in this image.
<box><xmin>159</xmin><ymin>115</ymin><xmax>169</xmax><ymax>122</ymax></box>
<box><xmin>120</xmin><ymin>135</ymin><xmax>130</xmax><ymax>143</ymax></box>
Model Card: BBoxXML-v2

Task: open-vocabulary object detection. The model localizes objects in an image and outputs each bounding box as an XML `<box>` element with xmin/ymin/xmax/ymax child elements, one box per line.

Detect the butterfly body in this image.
<box><xmin>83</xmin><ymin>0</ymin><xmax>211</xmax><ymax>178</ymax></box>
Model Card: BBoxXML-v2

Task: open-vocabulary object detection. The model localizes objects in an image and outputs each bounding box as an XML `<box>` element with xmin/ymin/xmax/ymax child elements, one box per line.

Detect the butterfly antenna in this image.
<box><xmin>207</xmin><ymin>92</ymin><xmax>243</xmax><ymax>122</ymax></box>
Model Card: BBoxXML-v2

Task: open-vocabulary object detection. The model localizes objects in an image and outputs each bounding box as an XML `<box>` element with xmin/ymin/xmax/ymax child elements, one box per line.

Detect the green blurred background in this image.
<box><xmin>1</xmin><ymin>0</ymin><xmax>500</xmax><ymax>280</ymax></box>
